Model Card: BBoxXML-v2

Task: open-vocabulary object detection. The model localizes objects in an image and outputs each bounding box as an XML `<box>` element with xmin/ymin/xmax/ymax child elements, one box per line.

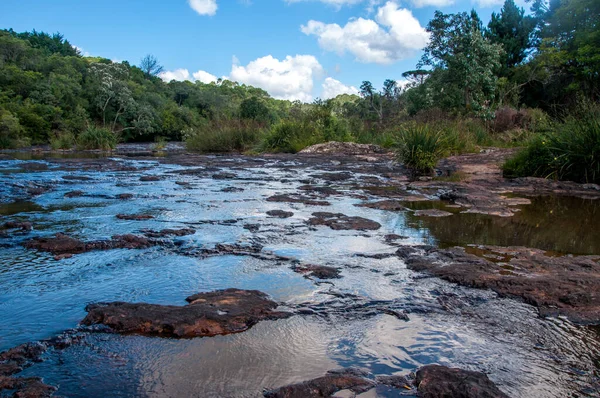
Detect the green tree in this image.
<box><xmin>486</xmin><ymin>0</ymin><xmax>535</xmax><ymax>74</ymax></box>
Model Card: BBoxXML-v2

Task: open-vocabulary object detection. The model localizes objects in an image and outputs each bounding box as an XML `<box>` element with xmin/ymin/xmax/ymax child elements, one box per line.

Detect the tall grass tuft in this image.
<box><xmin>77</xmin><ymin>127</ymin><xmax>117</xmax><ymax>150</ymax></box>
<box><xmin>50</xmin><ymin>132</ymin><xmax>75</xmax><ymax>150</ymax></box>
<box><xmin>185</xmin><ymin>120</ymin><xmax>264</xmax><ymax>153</ymax></box>
<box><xmin>395</xmin><ymin>124</ymin><xmax>445</xmax><ymax>174</ymax></box>
<box><xmin>503</xmin><ymin>105</ymin><xmax>600</xmax><ymax>183</ymax></box>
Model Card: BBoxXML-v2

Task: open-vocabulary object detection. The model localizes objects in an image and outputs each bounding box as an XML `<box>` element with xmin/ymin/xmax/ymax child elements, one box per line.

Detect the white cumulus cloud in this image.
<box><xmin>473</xmin><ymin>0</ymin><xmax>503</xmax><ymax>6</ymax></box>
<box><xmin>229</xmin><ymin>55</ymin><xmax>324</xmax><ymax>102</ymax></box>
<box><xmin>159</xmin><ymin>68</ymin><xmax>217</xmax><ymax>83</ymax></box>
<box><xmin>188</xmin><ymin>0</ymin><xmax>218</xmax><ymax>16</ymax></box>
<box><xmin>321</xmin><ymin>77</ymin><xmax>359</xmax><ymax>99</ymax></box>
<box><xmin>286</xmin><ymin>0</ymin><xmax>365</xmax><ymax>7</ymax></box>
<box><xmin>301</xmin><ymin>1</ymin><xmax>429</xmax><ymax>64</ymax></box>
<box><xmin>411</xmin><ymin>0</ymin><xmax>453</xmax><ymax>7</ymax></box>
<box><xmin>192</xmin><ymin>70</ymin><xmax>218</xmax><ymax>83</ymax></box>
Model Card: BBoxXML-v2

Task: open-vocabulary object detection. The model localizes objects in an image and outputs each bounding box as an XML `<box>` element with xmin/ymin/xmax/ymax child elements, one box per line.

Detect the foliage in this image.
<box><xmin>185</xmin><ymin>120</ymin><xmax>264</xmax><ymax>153</ymax></box>
<box><xmin>394</xmin><ymin>124</ymin><xmax>446</xmax><ymax>174</ymax></box>
<box><xmin>503</xmin><ymin>104</ymin><xmax>600</xmax><ymax>183</ymax></box>
<box><xmin>261</xmin><ymin>121</ymin><xmax>318</xmax><ymax>153</ymax></box>
<box><xmin>49</xmin><ymin>131</ymin><xmax>75</xmax><ymax>150</ymax></box>
<box><xmin>77</xmin><ymin>126</ymin><xmax>117</xmax><ymax>150</ymax></box>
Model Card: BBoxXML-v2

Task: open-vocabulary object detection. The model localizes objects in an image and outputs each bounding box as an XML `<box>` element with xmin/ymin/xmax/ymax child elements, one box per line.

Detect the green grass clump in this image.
<box><xmin>50</xmin><ymin>132</ymin><xmax>75</xmax><ymax>150</ymax></box>
<box><xmin>261</xmin><ymin>121</ymin><xmax>319</xmax><ymax>153</ymax></box>
<box><xmin>185</xmin><ymin>120</ymin><xmax>264</xmax><ymax>153</ymax></box>
<box><xmin>77</xmin><ymin>127</ymin><xmax>117</xmax><ymax>150</ymax></box>
<box><xmin>503</xmin><ymin>108</ymin><xmax>600</xmax><ymax>183</ymax></box>
<box><xmin>395</xmin><ymin>124</ymin><xmax>446</xmax><ymax>174</ymax></box>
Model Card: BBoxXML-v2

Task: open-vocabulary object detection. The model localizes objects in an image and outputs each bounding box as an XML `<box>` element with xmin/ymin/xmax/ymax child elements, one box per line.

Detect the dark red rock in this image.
<box><xmin>292</xmin><ymin>264</ymin><xmax>341</xmax><ymax>279</ymax></box>
<box><xmin>310</xmin><ymin>172</ymin><xmax>353</xmax><ymax>182</ymax></box>
<box><xmin>139</xmin><ymin>176</ymin><xmax>161</xmax><ymax>182</ymax></box>
<box><xmin>142</xmin><ymin>228</ymin><xmax>196</xmax><ymax>238</ymax></box>
<box><xmin>212</xmin><ymin>172</ymin><xmax>237</xmax><ymax>180</ymax></box>
<box><xmin>221</xmin><ymin>186</ymin><xmax>244</xmax><ymax>193</ymax></box>
<box><xmin>358</xmin><ymin>200</ymin><xmax>406</xmax><ymax>211</ymax></box>
<box><xmin>267</xmin><ymin>210</ymin><xmax>294</xmax><ymax>218</ymax></box>
<box><xmin>64</xmin><ymin>190</ymin><xmax>84</xmax><ymax>198</ymax></box>
<box><xmin>0</xmin><ymin>376</ymin><xmax>56</xmax><ymax>398</ymax></box>
<box><xmin>267</xmin><ymin>195</ymin><xmax>330</xmax><ymax>207</ymax></box>
<box><xmin>116</xmin><ymin>193</ymin><xmax>134</xmax><ymax>200</ymax></box>
<box><xmin>307</xmin><ymin>212</ymin><xmax>381</xmax><ymax>231</ymax></box>
<box><xmin>403</xmin><ymin>245</ymin><xmax>600</xmax><ymax>324</ymax></box>
<box><xmin>1</xmin><ymin>221</ymin><xmax>33</xmax><ymax>232</ymax></box>
<box><xmin>24</xmin><ymin>233</ymin><xmax>155</xmax><ymax>256</ymax></box>
<box><xmin>415</xmin><ymin>365</ymin><xmax>509</xmax><ymax>398</ymax></box>
<box><xmin>116</xmin><ymin>214</ymin><xmax>154</xmax><ymax>221</ymax></box>
<box><xmin>298</xmin><ymin>185</ymin><xmax>340</xmax><ymax>196</ymax></box>
<box><xmin>82</xmin><ymin>288</ymin><xmax>289</xmax><ymax>338</ymax></box>
<box><xmin>263</xmin><ymin>369</ymin><xmax>375</xmax><ymax>398</ymax></box>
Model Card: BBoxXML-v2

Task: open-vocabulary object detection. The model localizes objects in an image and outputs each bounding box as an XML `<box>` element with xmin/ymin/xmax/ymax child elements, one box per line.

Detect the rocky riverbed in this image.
<box><xmin>0</xmin><ymin>145</ymin><xmax>599</xmax><ymax>397</ymax></box>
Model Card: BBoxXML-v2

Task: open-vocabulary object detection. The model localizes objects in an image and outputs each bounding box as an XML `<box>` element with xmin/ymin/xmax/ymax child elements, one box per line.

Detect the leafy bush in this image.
<box><xmin>77</xmin><ymin>127</ymin><xmax>117</xmax><ymax>150</ymax></box>
<box><xmin>503</xmin><ymin>107</ymin><xmax>600</xmax><ymax>183</ymax></box>
<box><xmin>0</xmin><ymin>110</ymin><xmax>30</xmax><ymax>149</ymax></box>
<box><xmin>152</xmin><ymin>136</ymin><xmax>167</xmax><ymax>151</ymax></box>
<box><xmin>261</xmin><ymin>121</ymin><xmax>319</xmax><ymax>153</ymax></box>
<box><xmin>395</xmin><ymin>124</ymin><xmax>446</xmax><ymax>174</ymax></box>
<box><xmin>185</xmin><ymin>120</ymin><xmax>264</xmax><ymax>153</ymax></box>
<box><xmin>50</xmin><ymin>132</ymin><xmax>75</xmax><ymax>150</ymax></box>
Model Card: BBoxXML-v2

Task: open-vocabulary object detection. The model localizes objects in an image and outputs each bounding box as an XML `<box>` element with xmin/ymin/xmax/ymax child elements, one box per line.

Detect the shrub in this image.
<box><xmin>185</xmin><ymin>120</ymin><xmax>264</xmax><ymax>153</ymax></box>
<box><xmin>395</xmin><ymin>124</ymin><xmax>446</xmax><ymax>174</ymax></box>
<box><xmin>0</xmin><ymin>110</ymin><xmax>30</xmax><ymax>149</ymax></box>
<box><xmin>261</xmin><ymin>121</ymin><xmax>319</xmax><ymax>153</ymax></box>
<box><xmin>77</xmin><ymin>127</ymin><xmax>117</xmax><ymax>150</ymax></box>
<box><xmin>49</xmin><ymin>132</ymin><xmax>75</xmax><ymax>150</ymax></box>
<box><xmin>503</xmin><ymin>106</ymin><xmax>600</xmax><ymax>183</ymax></box>
<box><xmin>152</xmin><ymin>136</ymin><xmax>167</xmax><ymax>151</ymax></box>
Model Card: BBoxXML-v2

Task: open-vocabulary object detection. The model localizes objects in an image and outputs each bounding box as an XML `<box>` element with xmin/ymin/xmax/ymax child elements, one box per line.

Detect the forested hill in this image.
<box><xmin>0</xmin><ymin>0</ymin><xmax>598</xmax><ymax>154</ymax></box>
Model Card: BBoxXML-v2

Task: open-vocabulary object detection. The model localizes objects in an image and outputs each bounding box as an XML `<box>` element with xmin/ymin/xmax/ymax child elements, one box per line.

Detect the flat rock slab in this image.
<box><xmin>24</xmin><ymin>233</ymin><xmax>155</xmax><ymax>257</ymax></box>
<box><xmin>82</xmin><ymin>288</ymin><xmax>290</xmax><ymax>338</ymax></box>
<box><xmin>416</xmin><ymin>365</ymin><xmax>509</xmax><ymax>398</ymax></box>
<box><xmin>267</xmin><ymin>194</ymin><xmax>330</xmax><ymax>207</ymax></box>
<box><xmin>307</xmin><ymin>212</ymin><xmax>381</xmax><ymax>231</ymax></box>
<box><xmin>0</xmin><ymin>376</ymin><xmax>56</xmax><ymax>398</ymax></box>
<box><xmin>358</xmin><ymin>200</ymin><xmax>407</xmax><ymax>211</ymax></box>
<box><xmin>116</xmin><ymin>214</ymin><xmax>154</xmax><ymax>221</ymax></box>
<box><xmin>292</xmin><ymin>264</ymin><xmax>341</xmax><ymax>279</ymax></box>
<box><xmin>267</xmin><ymin>210</ymin><xmax>294</xmax><ymax>218</ymax></box>
<box><xmin>264</xmin><ymin>369</ymin><xmax>375</xmax><ymax>398</ymax></box>
<box><xmin>401</xmin><ymin>245</ymin><xmax>600</xmax><ymax>324</ymax></box>
<box><xmin>414</xmin><ymin>209</ymin><xmax>453</xmax><ymax>217</ymax></box>
<box><xmin>142</xmin><ymin>228</ymin><xmax>196</xmax><ymax>238</ymax></box>
<box><xmin>298</xmin><ymin>141</ymin><xmax>386</xmax><ymax>155</ymax></box>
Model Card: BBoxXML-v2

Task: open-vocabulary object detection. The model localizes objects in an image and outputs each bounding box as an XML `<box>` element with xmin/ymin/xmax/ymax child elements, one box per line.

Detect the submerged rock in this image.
<box><xmin>267</xmin><ymin>210</ymin><xmax>294</xmax><ymax>218</ymax></box>
<box><xmin>0</xmin><ymin>376</ymin><xmax>56</xmax><ymax>398</ymax></box>
<box><xmin>139</xmin><ymin>176</ymin><xmax>161</xmax><ymax>182</ymax></box>
<box><xmin>116</xmin><ymin>214</ymin><xmax>154</xmax><ymax>221</ymax></box>
<box><xmin>307</xmin><ymin>212</ymin><xmax>381</xmax><ymax>231</ymax></box>
<box><xmin>82</xmin><ymin>288</ymin><xmax>290</xmax><ymax>338</ymax></box>
<box><xmin>116</xmin><ymin>193</ymin><xmax>134</xmax><ymax>200</ymax></box>
<box><xmin>1</xmin><ymin>221</ymin><xmax>32</xmax><ymax>233</ymax></box>
<box><xmin>292</xmin><ymin>264</ymin><xmax>341</xmax><ymax>279</ymax></box>
<box><xmin>415</xmin><ymin>365</ymin><xmax>509</xmax><ymax>398</ymax></box>
<box><xmin>263</xmin><ymin>369</ymin><xmax>375</xmax><ymax>398</ymax></box>
<box><xmin>267</xmin><ymin>194</ymin><xmax>330</xmax><ymax>207</ymax></box>
<box><xmin>358</xmin><ymin>200</ymin><xmax>406</xmax><ymax>211</ymax></box>
<box><xmin>402</xmin><ymin>245</ymin><xmax>600</xmax><ymax>324</ymax></box>
<box><xmin>64</xmin><ymin>190</ymin><xmax>85</xmax><ymax>198</ymax></box>
<box><xmin>310</xmin><ymin>172</ymin><xmax>353</xmax><ymax>182</ymax></box>
<box><xmin>142</xmin><ymin>228</ymin><xmax>196</xmax><ymax>238</ymax></box>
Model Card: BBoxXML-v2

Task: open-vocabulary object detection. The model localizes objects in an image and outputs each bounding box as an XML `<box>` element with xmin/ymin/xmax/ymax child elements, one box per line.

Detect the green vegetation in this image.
<box><xmin>0</xmin><ymin>0</ymin><xmax>598</xmax><ymax>182</ymax></box>
<box><xmin>77</xmin><ymin>127</ymin><xmax>117</xmax><ymax>150</ymax></box>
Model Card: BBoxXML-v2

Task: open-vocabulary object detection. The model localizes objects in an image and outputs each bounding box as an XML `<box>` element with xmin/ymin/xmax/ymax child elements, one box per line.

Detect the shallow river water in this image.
<box><xmin>0</xmin><ymin>153</ymin><xmax>599</xmax><ymax>397</ymax></box>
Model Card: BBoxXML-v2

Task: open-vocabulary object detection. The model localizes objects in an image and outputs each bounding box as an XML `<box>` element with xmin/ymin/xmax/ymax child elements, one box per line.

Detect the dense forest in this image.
<box><xmin>0</xmin><ymin>0</ymin><xmax>598</xmax><ymax>181</ymax></box>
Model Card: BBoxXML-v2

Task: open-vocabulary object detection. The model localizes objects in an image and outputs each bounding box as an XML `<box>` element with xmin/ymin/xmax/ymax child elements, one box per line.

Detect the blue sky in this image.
<box><xmin>1</xmin><ymin>0</ymin><xmax>517</xmax><ymax>102</ymax></box>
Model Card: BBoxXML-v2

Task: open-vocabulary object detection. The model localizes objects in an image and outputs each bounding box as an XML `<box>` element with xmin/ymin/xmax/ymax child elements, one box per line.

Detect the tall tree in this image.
<box><xmin>486</xmin><ymin>0</ymin><xmax>535</xmax><ymax>74</ymax></box>
<box><xmin>419</xmin><ymin>10</ymin><xmax>504</xmax><ymax>113</ymax></box>
<box><xmin>139</xmin><ymin>54</ymin><xmax>164</xmax><ymax>78</ymax></box>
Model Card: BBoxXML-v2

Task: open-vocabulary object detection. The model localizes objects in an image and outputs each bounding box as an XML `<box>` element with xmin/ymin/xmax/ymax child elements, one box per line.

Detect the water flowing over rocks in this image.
<box><xmin>291</xmin><ymin>264</ymin><xmax>341</xmax><ymax>279</ymax></box>
<box><xmin>400</xmin><ymin>245</ymin><xmax>600</xmax><ymax>324</ymax></box>
<box><xmin>307</xmin><ymin>212</ymin><xmax>381</xmax><ymax>231</ymax></box>
<box><xmin>267</xmin><ymin>194</ymin><xmax>331</xmax><ymax>207</ymax></box>
<box><xmin>82</xmin><ymin>289</ymin><xmax>290</xmax><ymax>338</ymax></box>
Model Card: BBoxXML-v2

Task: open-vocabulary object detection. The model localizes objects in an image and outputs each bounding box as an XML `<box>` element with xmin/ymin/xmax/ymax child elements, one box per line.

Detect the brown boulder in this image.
<box><xmin>307</xmin><ymin>212</ymin><xmax>381</xmax><ymax>231</ymax></box>
<box><xmin>263</xmin><ymin>369</ymin><xmax>375</xmax><ymax>398</ymax></box>
<box><xmin>82</xmin><ymin>288</ymin><xmax>290</xmax><ymax>338</ymax></box>
<box><xmin>415</xmin><ymin>365</ymin><xmax>509</xmax><ymax>398</ymax></box>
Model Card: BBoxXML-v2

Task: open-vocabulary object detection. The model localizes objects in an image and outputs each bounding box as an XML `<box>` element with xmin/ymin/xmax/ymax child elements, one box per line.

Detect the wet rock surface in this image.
<box><xmin>24</xmin><ymin>233</ymin><xmax>155</xmax><ymax>257</ymax></box>
<box><xmin>298</xmin><ymin>141</ymin><xmax>387</xmax><ymax>155</ymax></box>
<box><xmin>267</xmin><ymin>194</ymin><xmax>330</xmax><ymax>207</ymax></box>
<box><xmin>307</xmin><ymin>212</ymin><xmax>381</xmax><ymax>231</ymax></box>
<box><xmin>402</xmin><ymin>245</ymin><xmax>600</xmax><ymax>324</ymax></box>
<box><xmin>292</xmin><ymin>264</ymin><xmax>341</xmax><ymax>279</ymax></box>
<box><xmin>266</xmin><ymin>210</ymin><xmax>294</xmax><ymax>218</ymax></box>
<box><xmin>414</xmin><ymin>209</ymin><xmax>453</xmax><ymax>217</ymax></box>
<box><xmin>415</xmin><ymin>365</ymin><xmax>509</xmax><ymax>398</ymax></box>
<box><xmin>141</xmin><ymin>228</ymin><xmax>196</xmax><ymax>238</ymax></box>
<box><xmin>263</xmin><ymin>368</ymin><xmax>375</xmax><ymax>398</ymax></box>
<box><xmin>116</xmin><ymin>214</ymin><xmax>155</xmax><ymax>221</ymax></box>
<box><xmin>82</xmin><ymin>289</ymin><xmax>290</xmax><ymax>338</ymax></box>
